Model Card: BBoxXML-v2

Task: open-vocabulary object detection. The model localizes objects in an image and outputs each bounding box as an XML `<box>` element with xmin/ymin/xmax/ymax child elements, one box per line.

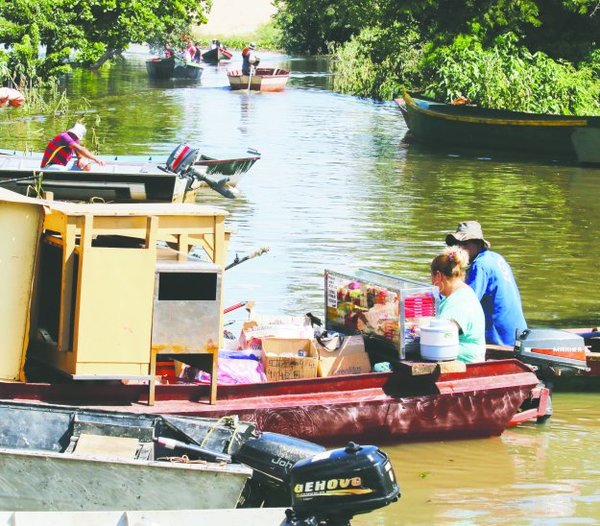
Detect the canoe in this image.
<box><xmin>227</xmin><ymin>68</ymin><xmax>290</xmax><ymax>92</ymax></box>
<box><xmin>395</xmin><ymin>92</ymin><xmax>600</xmax><ymax>164</ymax></box>
<box><xmin>146</xmin><ymin>57</ymin><xmax>203</xmax><ymax>81</ymax></box>
<box><xmin>3</xmin><ymin>359</ymin><xmax>543</xmax><ymax>445</ymax></box>
<box><xmin>202</xmin><ymin>46</ymin><xmax>233</xmax><ymax>64</ymax></box>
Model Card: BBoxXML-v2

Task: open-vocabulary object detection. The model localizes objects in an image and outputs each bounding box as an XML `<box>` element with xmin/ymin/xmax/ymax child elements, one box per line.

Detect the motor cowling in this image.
<box><xmin>514</xmin><ymin>328</ymin><xmax>590</xmax><ymax>379</ymax></box>
<box><xmin>234</xmin><ymin>431</ymin><xmax>326</xmax><ymax>507</ymax></box>
<box><xmin>287</xmin><ymin>442</ymin><xmax>400</xmax><ymax>525</ymax></box>
<box><xmin>166</xmin><ymin>143</ymin><xmax>200</xmax><ymax>174</ymax></box>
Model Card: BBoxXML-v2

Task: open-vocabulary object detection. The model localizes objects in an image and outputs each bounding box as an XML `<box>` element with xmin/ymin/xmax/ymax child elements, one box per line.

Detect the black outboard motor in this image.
<box><xmin>234</xmin><ymin>431</ymin><xmax>326</xmax><ymax>507</ymax></box>
<box><xmin>286</xmin><ymin>442</ymin><xmax>400</xmax><ymax>525</ymax></box>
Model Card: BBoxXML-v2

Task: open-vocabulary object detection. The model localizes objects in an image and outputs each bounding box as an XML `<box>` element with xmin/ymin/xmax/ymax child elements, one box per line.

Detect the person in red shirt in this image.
<box><xmin>40</xmin><ymin>123</ymin><xmax>105</xmax><ymax>171</ymax></box>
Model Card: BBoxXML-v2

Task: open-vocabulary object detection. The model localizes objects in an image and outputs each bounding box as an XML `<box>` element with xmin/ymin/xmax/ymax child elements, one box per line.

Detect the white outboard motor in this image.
<box><xmin>514</xmin><ymin>328</ymin><xmax>590</xmax><ymax>380</ymax></box>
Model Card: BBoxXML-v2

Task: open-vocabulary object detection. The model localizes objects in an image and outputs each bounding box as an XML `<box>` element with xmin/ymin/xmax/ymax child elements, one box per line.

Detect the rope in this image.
<box><xmin>157</xmin><ymin>454</ymin><xmax>228</xmax><ymax>466</ymax></box>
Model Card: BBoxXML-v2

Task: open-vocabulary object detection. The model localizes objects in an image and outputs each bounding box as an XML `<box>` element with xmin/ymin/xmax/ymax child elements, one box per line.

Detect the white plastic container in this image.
<box><xmin>419</xmin><ymin>318</ymin><xmax>459</xmax><ymax>361</ymax></box>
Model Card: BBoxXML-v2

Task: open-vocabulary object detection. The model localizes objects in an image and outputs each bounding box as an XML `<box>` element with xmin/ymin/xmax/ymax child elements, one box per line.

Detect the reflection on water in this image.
<box><xmin>1</xmin><ymin>52</ymin><xmax>600</xmax><ymax>524</ymax></box>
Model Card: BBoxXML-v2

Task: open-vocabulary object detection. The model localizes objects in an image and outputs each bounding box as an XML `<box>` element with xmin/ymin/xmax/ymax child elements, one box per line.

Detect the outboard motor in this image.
<box><xmin>514</xmin><ymin>328</ymin><xmax>590</xmax><ymax>381</ymax></box>
<box><xmin>234</xmin><ymin>431</ymin><xmax>326</xmax><ymax>507</ymax></box>
<box><xmin>166</xmin><ymin>143</ymin><xmax>200</xmax><ymax>174</ymax></box>
<box><xmin>286</xmin><ymin>442</ymin><xmax>400</xmax><ymax>525</ymax></box>
<box><xmin>165</xmin><ymin>144</ymin><xmax>236</xmax><ymax>199</ymax></box>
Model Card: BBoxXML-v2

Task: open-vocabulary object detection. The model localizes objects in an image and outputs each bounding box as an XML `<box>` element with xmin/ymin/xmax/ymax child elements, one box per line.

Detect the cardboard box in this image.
<box><xmin>261</xmin><ymin>338</ymin><xmax>318</xmax><ymax>381</ymax></box>
<box><xmin>239</xmin><ymin>316</ymin><xmax>314</xmax><ymax>350</ymax></box>
<box><xmin>317</xmin><ymin>335</ymin><xmax>372</xmax><ymax>377</ymax></box>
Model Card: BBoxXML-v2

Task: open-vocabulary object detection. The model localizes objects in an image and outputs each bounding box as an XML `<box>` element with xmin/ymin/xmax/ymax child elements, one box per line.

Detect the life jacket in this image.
<box><xmin>41</xmin><ymin>133</ymin><xmax>76</xmax><ymax>167</ymax></box>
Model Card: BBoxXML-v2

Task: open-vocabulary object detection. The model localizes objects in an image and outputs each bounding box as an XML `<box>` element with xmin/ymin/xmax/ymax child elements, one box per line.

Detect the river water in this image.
<box><xmin>2</xmin><ymin>50</ymin><xmax>600</xmax><ymax>523</ymax></box>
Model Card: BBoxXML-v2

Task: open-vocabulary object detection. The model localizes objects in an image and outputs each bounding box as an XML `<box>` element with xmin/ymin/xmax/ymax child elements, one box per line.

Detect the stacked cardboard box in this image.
<box><xmin>316</xmin><ymin>335</ymin><xmax>371</xmax><ymax>377</ymax></box>
<box><xmin>260</xmin><ymin>338</ymin><xmax>318</xmax><ymax>381</ymax></box>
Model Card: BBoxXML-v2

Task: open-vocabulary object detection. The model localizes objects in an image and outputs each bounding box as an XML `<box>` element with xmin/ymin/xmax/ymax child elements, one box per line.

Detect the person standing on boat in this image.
<box><xmin>242</xmin><ymin>42</ymin><xmax>260</xmax><ymax>75</ymax></box>
<box><xmin>431</xmin><ymin>246</ymin><xmax>486</xmax><ymax>363</ymax></box>
<box><xmin>445</xmin><ymin>221</ymin><xmax>527</xmax><ymax>346</ymax></box>
<box><xmin>41</xmin><ymin>123</ymin><xmax>105</xmax><ymax>171</ymax></box>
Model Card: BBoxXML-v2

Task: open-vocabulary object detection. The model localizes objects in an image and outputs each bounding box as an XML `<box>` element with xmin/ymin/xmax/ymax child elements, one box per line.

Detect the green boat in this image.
<box><xmin>395</xmin><ymin>93</ymin><xmax>600</xmax><ymax>164</ymax></box>
<box><xmin>146</xmin><ymin>57</ymin><xmax>203</xmax><ymax>81</ymax></box>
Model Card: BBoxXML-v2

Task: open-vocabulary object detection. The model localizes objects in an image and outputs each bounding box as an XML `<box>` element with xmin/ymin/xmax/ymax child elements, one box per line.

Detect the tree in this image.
<box><xmin>0</xmin><ymin>0</ymin><xmax>211</xmax><ymax>84</ymax></box>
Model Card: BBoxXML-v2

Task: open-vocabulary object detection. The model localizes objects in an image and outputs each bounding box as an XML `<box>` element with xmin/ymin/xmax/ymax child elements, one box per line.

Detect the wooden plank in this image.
<box><xmin>72</xmin><ymin>434</ymin><xmax>139</xmax><ymax>459</ymax></box>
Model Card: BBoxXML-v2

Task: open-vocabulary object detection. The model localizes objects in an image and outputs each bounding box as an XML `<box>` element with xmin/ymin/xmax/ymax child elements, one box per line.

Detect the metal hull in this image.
<box><xmin>0</xmin><ymin>147</ymin><xmax>260</xmax><ymax>198</ymax></box>
<box><xmin>4</xmin><ymin>360</ymin><xmax>539</xmax><ymax>445</ymax></box>
<box><xmin>0</xmin><ymin>155</ymin><xmax>188</xmax><ymax>203</ymax></box>
<box><xmin>0</xmin><ymin>402</ymin><xmax>252</xmax><ymax>512</ymax></box>
<box><xmin>227</xmin><ymin>68</ymin><xmax>289</xmax><ymax>92</ymax></box>
<box><xmin>396</xmin><ymin>93</ymin><xmax>600</xmax><ymax>164</ymax></box>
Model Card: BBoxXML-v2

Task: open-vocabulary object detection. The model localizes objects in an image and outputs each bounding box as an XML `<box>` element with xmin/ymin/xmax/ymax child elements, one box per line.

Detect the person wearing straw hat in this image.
<box><xmin>241</xmin><ymin>42</ymin><xmax>260</xmax><ymax>75</ymax></box>
<box><xmin>41</xmin><ymin>123</ymin><xmax>105</xmax><ymax>171</ymax></box>
<box><xmin>445</xmin><ymin>221</ymin><xmax>527</xmax><ymax>346</ymax></box>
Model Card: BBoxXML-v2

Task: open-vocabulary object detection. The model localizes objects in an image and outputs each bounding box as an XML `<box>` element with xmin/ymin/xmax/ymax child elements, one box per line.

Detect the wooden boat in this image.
<box><xmin>202</xmin><ymin>46</ymin><xmax>233</xmax><ymax>64</ymax></box>
<box><xmin>395</xmin><ymin>92</ymin><xmax>600</xmax><ymax>164</ymax></box>
<box><xmin>0</xmin><ymin>190</ymin><xmax>545</xmax><ymax>447</ymax></box>
<box><xmin>7</xmin><ymin>359</ymin><xmax>543</xmax><ymax>445</ymax></box>
<box><xmin>227</xmin><ymin>68</ymin><xmax>290</xmax><ymax>92</ymax></box>
<box><xmin>146</xmin><ymin>57</ymin><xmax>203</xmax><ymax>81</ymax></box>
<box><xmin>173</xmin><ymin>61</ymin><xmax>203</xmax><ymax>81</ymax></box>
<box><xmin>0</xmin><ymin>401</ymin><xmax>253</xmax><ymax>512</ymax></box>
<box><xmin>145</xmin><ymin>57</ymin><xmax>175</xmax><ymax>79</ymax></box>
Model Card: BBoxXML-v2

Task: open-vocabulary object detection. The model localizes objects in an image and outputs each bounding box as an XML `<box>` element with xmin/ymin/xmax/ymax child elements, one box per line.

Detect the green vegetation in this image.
<box><xmin>275</xmin><ymin>0</ymin><xmax>600</xmax><ymax>114</ymax></box>
<box><xmin>0</xmin><ymin>0</ymin><xmax>211</xmax><ymax>86</ymax></box>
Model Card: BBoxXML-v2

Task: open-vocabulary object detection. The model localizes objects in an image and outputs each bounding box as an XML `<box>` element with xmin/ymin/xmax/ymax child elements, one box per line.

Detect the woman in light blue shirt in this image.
<box><xmin>431</xmin><ymin>247</ymin><xmax>486</xmax><ymax>363</ymax></box>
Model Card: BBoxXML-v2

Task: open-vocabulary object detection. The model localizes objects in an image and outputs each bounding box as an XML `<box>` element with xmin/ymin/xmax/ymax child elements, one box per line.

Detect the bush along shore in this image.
<box><xmin>273</xmin><ymin>0</ymin><xmax>600</xmax><ymax>115</ymax></box>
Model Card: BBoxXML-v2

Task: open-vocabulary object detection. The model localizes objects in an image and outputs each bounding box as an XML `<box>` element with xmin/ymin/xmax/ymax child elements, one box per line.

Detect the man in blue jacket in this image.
<box><xmin>445</xmin><ymin>221</ymin><xmax>527</xmax><ymax>346</ymax></box>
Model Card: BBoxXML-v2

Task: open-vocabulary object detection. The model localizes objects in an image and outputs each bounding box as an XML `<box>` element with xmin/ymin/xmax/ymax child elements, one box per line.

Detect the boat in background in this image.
<box><xmin>146</xmin><ymin>57</ymin><xmax>203</xmax><ymax>81</ymax></box>
<box><xmin>202</xmin><ymin>45</ymin><xmax>233</xmax><ymax>64</ymax></box>
<box><xmin>395</xmin><ymin>92</ymin><xmax>600</xmax><ymax>164</ymax></box>
<box><xmin>227</xmin><ymin>68</ymin><xmax>290</xmax><ymax>92</ymax></box>
<box><xmin>0</xmin><ymin>144</ymin><xmax>261</xmax><ymax>200</ymax></box>
<box><xmin>0</xmin><ymin>154</ymin><xmax>195</xmax><ymax>203</ymax></box>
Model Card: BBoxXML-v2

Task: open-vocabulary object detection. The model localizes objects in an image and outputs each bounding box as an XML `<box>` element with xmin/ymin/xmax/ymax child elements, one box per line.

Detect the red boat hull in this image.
<box><xmin>1</xmin><ymin>360</ymin><xmax>538</xmax><ymax>445</ymax></box>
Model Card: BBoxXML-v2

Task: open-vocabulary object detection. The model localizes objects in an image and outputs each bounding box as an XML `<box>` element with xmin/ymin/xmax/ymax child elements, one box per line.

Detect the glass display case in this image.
<box><xmin>324</xmin><ymin>268</ymin><xmax>439</xmax><ymax>360</ymax></box>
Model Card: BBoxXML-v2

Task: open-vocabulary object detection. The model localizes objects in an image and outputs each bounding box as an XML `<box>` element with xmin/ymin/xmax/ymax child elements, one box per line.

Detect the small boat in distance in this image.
<box><xmin>202</xmin><ymin>45</ymin><xmax>233</xmax><ymax>64</ymax></box>
<box><xmin>146</xmin><ymin>57</ymin><xmax>203</xmax><ymax>81</ymax></box>
<box><xmin>395</xmin><ymin>92</ymin><xmax>600</xmax><ymax>164</ymax></box>
<box><xmin>227</xmin><ymin>68</ymin><xmax>290</xmax><ymax>92</ymax></box>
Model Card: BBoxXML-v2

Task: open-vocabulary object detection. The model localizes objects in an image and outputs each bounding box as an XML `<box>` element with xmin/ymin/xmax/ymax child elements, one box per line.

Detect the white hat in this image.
<box><xmin>249</xmin><ymin>42</ymin><xmax>256</xmax><ymax>50</ymax></box>
<box><xmin>68</xmin><ymin>123</ymin><xmax>86</xmax><ymax>140</ymax></box>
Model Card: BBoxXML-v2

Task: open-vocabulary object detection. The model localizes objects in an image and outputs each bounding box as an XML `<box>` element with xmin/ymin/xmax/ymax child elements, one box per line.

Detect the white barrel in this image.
<box><xmin>420</xmin><ymin>318</ymin><xmax>459</xmax><ymax>361</ymax></box>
